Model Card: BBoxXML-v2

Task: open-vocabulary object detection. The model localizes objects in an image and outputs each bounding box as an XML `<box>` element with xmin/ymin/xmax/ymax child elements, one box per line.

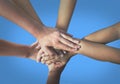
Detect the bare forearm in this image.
<box><xmin>77</xmin><ymin>40</ymin><xmax>120</xmax><ymax>64</ymax></box>
<box><xmin>11</xmin><ymin>0</ymin><xmax>42</xmax><ymax>23</ymax></box>
<box><xmin>83</xmin><ymin>22</ymin><xmax>120</xmax><ymax>44</ymax></box>
<box><xmin>56</xmin><ymin>0</ymin><xmax>77</xmax><ymax>32</ymax></box>
<box><xmin>0</xmin><ymin>40</ymin><xmax>30</xmax><ymax>57</ymax></box>
<box><xmin>0</xmin><ymin>0</ymin><xmax>44</xmax><ymax>38</ymax></box>
<box><xmin>47</xmin><ymin>1</ymin><xmax>77</xmax><ymax>84</ymax></box>
<box><xmin>47</xmin><ymin>71</ymin><xmax>62</xmax><ymax>84</ymax></box>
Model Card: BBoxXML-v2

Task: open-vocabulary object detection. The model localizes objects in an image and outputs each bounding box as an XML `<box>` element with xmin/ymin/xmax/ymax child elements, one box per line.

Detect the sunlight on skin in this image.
<box><xmin>40</xmin><ymin>50</ymin><xmax>76</xmax><ymax>71</ymax></box>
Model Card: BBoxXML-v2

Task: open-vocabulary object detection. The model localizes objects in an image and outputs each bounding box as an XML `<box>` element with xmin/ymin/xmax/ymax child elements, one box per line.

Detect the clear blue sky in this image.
<box><xmin>0</xmin><ymin>0</ymin><xmax>120</xmax><ymax>84</ymax></box>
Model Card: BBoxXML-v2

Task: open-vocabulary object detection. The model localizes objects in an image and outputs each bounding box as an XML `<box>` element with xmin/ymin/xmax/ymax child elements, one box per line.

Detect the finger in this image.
<box><xmin>31</xmin><ymin>40</ymin><xmax>39</xmax><ymax>48</ymax></box>
<box><xmin>43</xmin><ymin>47</ymin><xmax>57</xmax><ymax>56</ymax></box>
<box><xmin>36</xmin><ymin>50</ymin><xmax>44</xmax><ymax>62</ymax></box>
<box><xmin>43</xmin><ymin>55</ymin><xmax>55</xmax><ymax>61</ymax></box>
<box><xmin>60</xmin><ymin>50</ymin><xmax>68</xmax><ymax>57</ymax></box>
<box><xmin>56</xmin><ymin>41</ymin><xmax>76</xmax><ymax>52</ymax></box>
<box><xmin>41</xmin><ymin>57</ymin><xmax>46</xmax><ymax>64</ymax></box>
<box><xmin>42</xmin><ymin>58</ymin><xmax>55</xmax><ymax>65</ymax></box>
<box><xmin>60</xmin><ymin>33</ymin><xmax>80</xmax><ymax>45</ymax></box>
<box><xmin>55</xmin><ymin>49</ymin><xmax>64</xmax><ymax>57</ymax></box>
<box><xmin>59</xmin><ymin>36</ymin><xmax>80</xmax><ymax>49</ymax></box>
<box><xmin>36</xmin><ymin>44</ymin><xmax>41</xmax><ymax>50</ymax></box>
<box><xmin>55</xmin><ymin>62</ymin><xmax>62</xmax><ymax>68</ymax></box>
<box><xmin>60</xmin><ymin>31</ymin><xmax>73</xmax><ymax>37</ymax></box>
<box><xmin>46</xmin><ymin>60</ymin><xmax>53</xmax><ymax>65</ymax></box>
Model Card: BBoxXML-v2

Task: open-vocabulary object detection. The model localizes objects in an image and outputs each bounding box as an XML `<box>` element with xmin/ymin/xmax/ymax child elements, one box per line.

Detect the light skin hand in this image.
<box><xmin>36</xmin><ymin>36</ymin><xmax>80</xmax><ymax>63</ymax></box>
<box><xmin>8</xmin><ymin>0</ymin><xmax>78</xmax><ymax>62</ymax></box>
<box><xmin>0</xmin><ymin>40</ymin><xmax>40</xmax><ymax>61</ymax></box>
<box><xmin>0</xmin><ymin>0</ymin><xmax>80</xmax><ymax>57</ymax></box>
<box><xmin>40</xmin><ymin>50</ymin><xmax>75</xmax><ymax>72</ymax></box>
<box><xmin>26</xmin><ymin>41</ymin><xmax>41</xmax><ymax>61</ymax></box>
<box><xmin>40</xmin><ymin>50</ymin><xmax>75</xmax><ymax>84</ymax></box>
<box><xmin>37</xmin><ymin>27</ymin><xmax>80</xmax><ymax>56</ymax></box>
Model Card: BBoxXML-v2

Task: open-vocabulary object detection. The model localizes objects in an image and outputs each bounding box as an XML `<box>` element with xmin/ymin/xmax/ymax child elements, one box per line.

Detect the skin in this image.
<box><xmin>0</xmin><ymin>40</ymin><xmax>39</xmax><ymax>60</ymax></box>
<box><xmin>43</xmin><ymin>22</ymin><xmax>120</xmax><ymax>64</ymax></box>
<box><xmin>27</xmin><ymin>0</ymin><xmax>78</xmax><ymax>84</ymax></box>
<box><xmin>39</xmin><ymin>0</ymin><xmax>78</xmax><ymax>84</ymax></box>
<box><xmin>46</xmin><ymin>53</ymin><xmax>73</xmax><ymax>84</ymax></box>
<box><xmin>83</xmin><ymin>22</ymin><xmax>120</xmax><ymax>44</ymax></box>
<box><xmin>37</xmin><ymin>0</ymin><xmax>78</xmax><ymax>62</ymax></box>
<box><xmin>41</xmin><ymin>22</ymin><xmax>120</xmax><ymax>84</ymax></box>
<box><xmin>0</xmin><ymin>1</ymin><xmax>78</xmax><ymax>84</ymax></box>
<box><xmin>9</xmin><ymin>0</ymin><xmax>41</xmax><ymax>23</ymax></box>
<box><xmin>1</xmin><ymin>0</ymin><xmax>120</xmax><ymax>84</ymax></box>
<box><xmin>56</xmin><ymin>0</ymin><xmax>77</xmax><ymax>32</ymax></box>
<box><xmin>0</xmin><ymin>0</ymin><xmax>80</xmax><ymax>56</ymax></box>
<box><xmin>6</xmin><ymin>22</ymin><xmax>118</xmax><ymax>84</ymax></box>
<box><xmin>78</xmin><ymin>22</ymin><xmax>120</xmax><ymax>63</ymax></box>
<box><xmin>0</xmin><ymin>1</ymin><xmax>79</xmax><ymax>84</ymax></box>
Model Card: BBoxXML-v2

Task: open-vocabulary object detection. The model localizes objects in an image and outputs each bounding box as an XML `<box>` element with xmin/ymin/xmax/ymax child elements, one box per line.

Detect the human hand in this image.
<box><xmin>25</xmin><ymin>41</ymin><xmax>41</xmax><ymax>61</ymax></box>
<box><xmin>37</xmin><ymin>26</ymin><xmax>80</xmax><ymax>56</ymax></box>
<box><xmin>40</xmin><ymin>50</ymin><xmax>75</xmax><ymax>72</ymax></box>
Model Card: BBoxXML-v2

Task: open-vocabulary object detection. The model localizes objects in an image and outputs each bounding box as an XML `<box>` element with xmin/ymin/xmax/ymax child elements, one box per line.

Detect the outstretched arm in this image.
<box><xmin>46</xmin><ymin>63</ymin><xmax>65</xmax><ymax>84</ymax></box>
<box><xmin>0</xmin><ymin>40</ymin><xmax>36</xmax><ymax>58</ymax></box>
<box><xmin>77</xmin><ymin>40</ymin><xmax>120</xmax><ymax>64</ymax></box>
<box><xmin>0</xmin><ymin>0</ymin><xmax>44</xmax><ymax>38</ymax></box>
<box><xmin>10</xmin><ymin>0</ymin><xmax>41</xmax><ymax>23</ymax></box>
<box><xmin>76</xmin><ymin>23</ymin><xmax>120</xmax><ymax>64</ymax></box>
<box><xmin>44</xmin><ymin>23</ymin><xmax>120</xmax><ymax>65</ymax></box>
<box><xmin>0</xmin><ymin>0</ymin><xmax>79</xmax><ymax>56</ymax></box>
<box><xmin>56</xmin><ymin>0</ymin><xmax>77</xmax><ymax>32</ymax></box>
<box><xmin>83</xmin><ymin>22</ymin><xmax>120</xmax><ymax>44</ymax></box>
<box><xmin>45</xmin><ymin>0</ymin><xmax>77</xmax><ymax>84</ymax></box>
<box><xmin>40</xmin><ymin>51</ymin><xmax>72</xmax><ymax>84</ymax></box>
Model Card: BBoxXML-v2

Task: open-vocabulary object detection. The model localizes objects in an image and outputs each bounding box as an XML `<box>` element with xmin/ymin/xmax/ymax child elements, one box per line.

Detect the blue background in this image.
<box><xmin>0</xmin><ymin>0</ymin><xmax>120</xmax><ymax>84</ymax></box>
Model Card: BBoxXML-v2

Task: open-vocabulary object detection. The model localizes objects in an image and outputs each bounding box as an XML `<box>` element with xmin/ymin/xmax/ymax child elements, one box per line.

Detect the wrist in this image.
<box><xmin>32</xmin><ymin>22</ymin><xmax>46</xmax><ymax>39</ymax></box>
<box><xmin>73</xmin><ymin>40</ymin><xmax>83</xmax><ymax>54</ymax></box>
<box><xmin>49</xmin><ymin>69</ymin><xmax>63</xmax><ymax>77</ymax></box>
<box><xmin>55</xmin><ymin>26</ymin><xmax>68</xmax><ymax>32</ymax></box>
<box><xmin>20</xmin><ymin>45</ymin><xmax>32</xmax><ymax>58</ymax></box>
<box><xmin>47</xmin><ymin>69</ymin><xmax>62</xmax><ymax>84</ymax></box>
<box><xmin>49</xmin><ymin>65</ymin><xmax>65</xmax><ymax>73</ymax></box>
<box><xmin>35</xmin><ymin>25</ymin><xmax>52</xmax><ymax>40</ymax></box>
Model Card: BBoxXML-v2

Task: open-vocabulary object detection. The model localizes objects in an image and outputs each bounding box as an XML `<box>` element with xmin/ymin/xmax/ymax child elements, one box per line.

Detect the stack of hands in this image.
<box><xmin>0</xmin><ymin>0</ymin><xmax>80</xmax><ymax>72</ymax></box>
<box><xmin>0</xmin><ymin>0</ymin><xmax>120</xmax><ymax>84</ymax></box>
<box><xmin>28</xmin><ymin>37</ymin><xmax>80</xmax><ymax>72</ymax></box>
